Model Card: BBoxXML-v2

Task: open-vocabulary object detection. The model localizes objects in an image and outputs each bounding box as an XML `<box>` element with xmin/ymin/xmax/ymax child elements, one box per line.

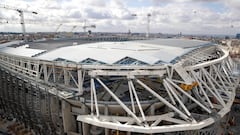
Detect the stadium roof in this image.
<box><xmin>36</xmin><ymin>39</ymin><xmax>212</xmax><ymax>65</ymax></box>
<box><xmin>0</xmin><ymin>44</ymin><xmax>46</xmax><ymax>57</ymax></box>
<box><xmin>0</xmin><ymin>38</ymin><xmax>213</xmax><ymax>65</ymax></box>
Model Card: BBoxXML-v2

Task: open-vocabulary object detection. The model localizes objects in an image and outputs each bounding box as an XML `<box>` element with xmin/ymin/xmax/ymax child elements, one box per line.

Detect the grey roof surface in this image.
<box><xmin>0</xmin><ymin>38</ymin><xmax>214</xmax><ymax>65</ymax></box>
<box><xmin>133</xmin><ymin>38</ymin><xmax>212</xmax><ymax>48</ymax></box>
<box><xmin>0</xmin><ymin>44</ymin><xmax>46</xmax><ymax>57</ymax></box>
<box><xmin>36</xmin><ymin>38</ymin><xmax>213</xmax><ymax>65</ymax></box>
<box><xmin>28</xmin><ymin>39</ymin><xmax>95</xmax><ymax>51</ymax></box>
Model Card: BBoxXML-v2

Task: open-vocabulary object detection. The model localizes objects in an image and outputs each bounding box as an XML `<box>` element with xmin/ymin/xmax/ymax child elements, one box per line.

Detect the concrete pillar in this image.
<box><xmin>43</xmin><ymin>64</ymin><xmax>48</xmax><ymax>82</ymax></box>
<box><xmin>50</xmin><ymin>96</ymin><xmax>58</xmax><ymax>125</ymax></box>
<box><xmin>104</xmin><ymin>105</ymin><xmax>109</xmax><ymax>135</ymax></box>
<box><xmin>64</xmin><ymin>68</ymin><xmax>70</xmax><ymax>86</ymax></box>
<box><xmin>62</xmin><ymin>100</ymin><xmax>76</xmax><ymax>134</ymax></box>
<box><xmin>149</xmin><ymin>104</ymin><xmax>155</xmax><ymax>135</ymax></box>
<box><xmin>150</xmin><ymin>104</ymin><xmax>155</xmax><ymax>115</ymax></box>
<box><xmin>77</xmin><ymin>70</ymin><xmax>83</xmax><ymax>95</ymax></box>
<box><xmin>82</xmin><ymin>104</ymin><xmax>90</xmax><ymax>135</ymax></box>
<box><xmin>52</xmin><ymin>64</ymin><xmax>56</xmax><ymax>83</ymax></box>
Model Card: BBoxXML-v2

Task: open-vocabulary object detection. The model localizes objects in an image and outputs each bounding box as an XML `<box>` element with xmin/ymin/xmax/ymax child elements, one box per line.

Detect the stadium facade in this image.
<box><xmin>0</xmin><ymin>38</ymin><xmax>239</xmax><ymax>135</ymax></box>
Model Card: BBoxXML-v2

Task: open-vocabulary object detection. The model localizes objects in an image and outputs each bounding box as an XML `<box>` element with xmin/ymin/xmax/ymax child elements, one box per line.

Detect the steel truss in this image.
<box><xmin>0</xmin><ymin>45</ymin><xmax>239</xmax><ymax>134</ymax></box>
<box><xmin>78</xmin><ymin>47</ymin><xmax>239</xmax><ymax>133</ymax></box>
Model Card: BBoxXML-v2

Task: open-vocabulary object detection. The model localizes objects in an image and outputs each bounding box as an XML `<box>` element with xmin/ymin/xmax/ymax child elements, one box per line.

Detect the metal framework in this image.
<box><xmin>0</xmin><ymin>43</ymin><xmax>239</xmax><ymax>134</ymax></box>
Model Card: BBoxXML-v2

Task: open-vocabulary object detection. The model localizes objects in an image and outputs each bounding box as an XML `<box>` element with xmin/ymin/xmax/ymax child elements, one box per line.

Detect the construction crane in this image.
<box><xmin>82</xmin><ymin>20</ymin><xmax>96</xmax><ymax>33</ymax></box>
<box><xmin>70</xmin><ymin>25</ymin><xmax>77</xmax><ymax>32</ymax></box>
<box><xmin>0</xmin><ymin>18</ymin><xmax>40</xmax><ymax>24</ymax></box>
<box><xmin>0</xmin><ymin>4</ymin><xmax>38</xmax><ymax>41</ymax></box>
<box><xmin>0</xmin><ymin>20</ymin><xmax>19</xmax><ymax>24</ymax></box>
<box><xmin>132</xmin><ymin>13</ymin><xmax>151</xmax><ymax>38</ymax></box>
<box><xmin>55</xmin><ymin>24</ymin><xmax>63</xmax><ymax>33</ymax></box>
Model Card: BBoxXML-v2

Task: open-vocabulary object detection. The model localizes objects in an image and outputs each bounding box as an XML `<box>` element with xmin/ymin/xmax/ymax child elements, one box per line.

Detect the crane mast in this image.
<box><xmin>82</xmin><ymin>20</ymin><xmax>96</xmax><ymax>33</ymax></box>
<box><xmin>19</xmin><ymin>10</ymin><xmax>26</xmax><ymax>38</ymax></box>
<box><xmin>146</xmin><ymin>13</ymin><xmax>151</xmax><ymax>38</ymax></box>
<box><xmin>132</xmin><ymin>13</ymin><xmax>151</xmax><ymax>38</ymax></box>
<box><xmin>0</xmin><ymin>4</ymin><xmax>37</xmax><ymax>41</ymax></box>
<box><xmin>71</xmin><ymin>25</ymin><xmax>77</xmax><ymax>32</ymax></box>
<box><xmin>55</xmin><ymin>24</ymin><xmax>63</xmax><ymax>33</ymax></box>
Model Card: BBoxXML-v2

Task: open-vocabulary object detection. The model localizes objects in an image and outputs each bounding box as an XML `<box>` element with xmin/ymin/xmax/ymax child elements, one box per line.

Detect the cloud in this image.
<box><xmin>87</xmin><ymin>0</ymin><xmax>107</xmax><ymax>7</ymax></box>
<box><xmin>0</xmin><ymin>0</ymin><xmax>239</xmax><ymax>35</ymax></box>
<box><xmin>151</xmin><ymin>0</ymin><xmax>221</xmax><ymax>3</ymax></box>
<box><xmin>68</xmin><ymin>10</ymin><xmax>82</xmax><ymax>18</ymax></box>
<box><xmin>225</xmin><ymin>0</ymin><xmax>240</xmax><ymax>10</ymax></box>
<box><xmin>42</xmin><ymin>0</ymin><xmax>62</xmax><ymax>9</ymax></box>
<box><xmin>84</xmin><ymin>8</ymin><xmax>111</xmax><ymax>19</ymax></box>
<box><xmin>194</xmin><ymin>0</ymin><xmax>220</xmax><ymax>2</ymax></box>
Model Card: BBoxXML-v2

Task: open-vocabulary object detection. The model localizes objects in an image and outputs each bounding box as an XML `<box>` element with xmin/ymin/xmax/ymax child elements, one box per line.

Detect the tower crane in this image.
<box><xmin>70</xmin><ymin>25</ymin><xmax>77</xmax><ymax>32</ymax></box>
<box><xmin>0</xmin><ymin>18</ymin><xmax>40</xmax><ymax>24</ymax></box>
<box><xmin>82</xmin><ymin>20</ymin><xmax>96</xmax><ymax>33</ymax></box>
<box><xmin>55</xmin><ymin>23</ymin><xmax>63</xmax><ymax>33</ymax></box>
<box><xmin>132</xmin><ymin>13</ymin><xmax>151</xmax><ymax>38</ymax></box>
<box><xmin>0</xmin><ymin>4</ymin><xmax>38</xmax><ymax>41</ymax></box>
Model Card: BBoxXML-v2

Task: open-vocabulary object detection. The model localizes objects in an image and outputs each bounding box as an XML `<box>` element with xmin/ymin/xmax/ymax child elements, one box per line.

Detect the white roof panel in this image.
<box><xmin>0</xmin><ymin>39</ymin><xmax>201</xmax><ymax>65</ymax></box>
<box><xmin>0</xmin><ymin>45</ymin><xmax>46</xmax><ymax>57</ymax></box>
<box><xmin>36</xmin><ymin>39</ymin><xmax>212</xmax><ymax>65</ymax></box>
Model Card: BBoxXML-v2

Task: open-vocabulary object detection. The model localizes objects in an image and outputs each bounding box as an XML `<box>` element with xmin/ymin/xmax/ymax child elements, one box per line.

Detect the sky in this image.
<box><xmin>0</xmin><ymin>0</ymin><xmax>240</xmax><ymax>35</ymax></box>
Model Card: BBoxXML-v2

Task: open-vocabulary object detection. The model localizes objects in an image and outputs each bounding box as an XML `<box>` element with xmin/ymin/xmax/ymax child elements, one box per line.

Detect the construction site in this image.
<box><xmin>0</xmin><ymin>2</ymin><xmax>240</xmax><ymax>135</ymax></box>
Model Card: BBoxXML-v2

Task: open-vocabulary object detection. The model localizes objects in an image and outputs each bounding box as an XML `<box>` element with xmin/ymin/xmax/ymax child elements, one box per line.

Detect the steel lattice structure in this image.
<box><xmin>0</xmin><ymin>39</ymin><xmax>239</xmax><ymax>134</ymax></box>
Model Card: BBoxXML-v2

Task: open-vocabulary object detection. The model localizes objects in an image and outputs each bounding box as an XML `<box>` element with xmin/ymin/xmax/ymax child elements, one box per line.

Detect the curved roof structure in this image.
<box><xmin>0</xmin><ymin>38</ymin><xmax>239</xmax><ymax>134</ymax></box>
<box><xmin>37</xmin><ymin>39</ymin><xmax>212</xmax><ymax>65</ymax></box>
<box><xmin>0</xmin><ymin>38</ymin><xmax>213</xmax><ymax>65</ymax></box>
<box><xmin>0</xmin><ymin>44</ymin><xmax>46</xmax><ymax>57</ymax></box>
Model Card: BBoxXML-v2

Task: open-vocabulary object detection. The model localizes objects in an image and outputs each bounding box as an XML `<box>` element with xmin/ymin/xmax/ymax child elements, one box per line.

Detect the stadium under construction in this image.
<box><xmin>0</xmin><ymin>37</ymin><xmax>240</xmax><ymax>135</ymax></box>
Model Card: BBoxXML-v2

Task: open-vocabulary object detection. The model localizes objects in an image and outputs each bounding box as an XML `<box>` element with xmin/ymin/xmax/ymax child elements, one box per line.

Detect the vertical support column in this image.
<box><xmin>104</xmin><ymin>105</ymin><xmax>109</xmax><ymax>135</ymax></box>
<box><xmin>150</xmin><ymin>103</ymin><xmax>155</xmax><ymax>116</ymax></box>
<box><xmin>64</xmin><ymin>68</ymin><xmax>70</xmax><ymax>86</ymax></box>
<box><xmin>77</xmin><ymin>69</ymin><xmax>83</xmax><ymax>95</ymax></box>
<box><xmin>50</xmin><ymin>96</ymin><xmax>58</xmax><ymax>126</ymax></box>
<box><xmin>36</xmin><ymin>61</ymin><xmax>40</xmax><ymax>79</ymax></box>
<box><xmin>52</xmin><ymin>64</ymin><xmax>56</xmax><ymax>83</ymax></box>
<box><xmin>62</xmin><ymin>100</ymin><xmax>76</xmax><ymax>134</ymax></box>
<box><xmin>82</xmin><ymin>104</ymin><xmax>90</xmax><ymax>135</ymax></box>
<box><xmin>43</xmin><ymin>64</ymin><xmax>48</xmax><ymax>82</ymax></box>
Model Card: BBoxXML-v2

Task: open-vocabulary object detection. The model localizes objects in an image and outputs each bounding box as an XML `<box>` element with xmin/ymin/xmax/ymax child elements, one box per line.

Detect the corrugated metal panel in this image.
<box><xmin>36</xmin><ymin>39</ymin><xmax>212</xmax><ymax>65</ymax></box>
<box><xmin>0</xmin><ymin>39</ymin><xmax>214</xmax><ymax>65</ymax></box>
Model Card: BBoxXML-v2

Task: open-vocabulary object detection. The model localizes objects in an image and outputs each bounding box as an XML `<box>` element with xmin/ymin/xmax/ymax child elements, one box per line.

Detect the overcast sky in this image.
<box><xmin>0</xmin><ymin>0</ymin><xmax>240</xmax><ymax>35</ymax></box>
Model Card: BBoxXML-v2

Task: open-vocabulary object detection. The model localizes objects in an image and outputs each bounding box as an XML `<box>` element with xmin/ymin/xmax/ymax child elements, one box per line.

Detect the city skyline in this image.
<box><xmin>0</xmin><ymin>0</ymin><xmax>240</xmax><ymax>35</ymax></box>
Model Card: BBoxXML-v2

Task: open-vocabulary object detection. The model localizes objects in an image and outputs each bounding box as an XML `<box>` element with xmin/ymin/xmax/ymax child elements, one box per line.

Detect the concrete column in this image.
<box><xmin>149</xmin><ymin>104</ymin><xmax>155</xmax><ymax>135</ymax></box>
<box><xmin>50</xmin><ymin>96</ymin><xmax>58</xmax><ymax>125</ymax></box>
<box><xmin>104</xmin><ymin>105</ymin><xmax>109</xmax><ymax>135</ymax></box>
<box><xmin>52</xmin><ymin>64</ymin><xmax>56</xmax><ymax>83</ymax></box>
<box><xmin>82</xmin><ymin>104</ymin><xmax>90</xmax><ymax>135</ymax></box>
<box><xmin>77</xmin><ymin>70</ymin><xmax>83</xmax><ymax>95</ymax></box>
<box><xmin>43</xmin><ymin>64</ymin><xmax>48</xmax><ymax>82</ymax></box>
<box><xmin>62</xmin><ymin>100</ymin><xmax>76</xmax><ymax>134</ymax></box>
<box><xmin>64</xmin><ymin>68</ymin><xmax>70</xmax><ymax>86</ymax></box>
<box><xmin>150</xmin><ymin>104</ymin><xmax>155</xmax><ymax>115</ymax></box>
